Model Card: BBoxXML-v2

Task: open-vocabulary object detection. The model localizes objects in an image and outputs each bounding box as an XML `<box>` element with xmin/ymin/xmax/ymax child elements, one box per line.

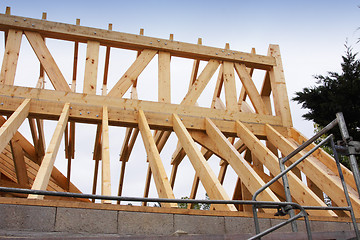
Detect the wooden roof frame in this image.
<box><xmin>0</xmin><ymin>8</ymin><xmax>358</xmax><ymax>219</ymax></box>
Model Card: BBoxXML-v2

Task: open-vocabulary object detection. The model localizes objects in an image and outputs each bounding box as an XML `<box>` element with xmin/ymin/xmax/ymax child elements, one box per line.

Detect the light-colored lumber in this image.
<box><xmin>205</xmin><ymin>118</ymin><xmax>279</xmax><ymax>203</ymax></box>
<box><xmin>0</xmin><ymin>13</ymin><xmax>276</xmax><ymax>70</ymax></box>
<box><xmin>187</xmin><ymin>173</ymin><xmax>200</xmax><ymax>209</ymax></box>
<box><xmin>24</xmin><ymin>31</ymin><xmax>71</xmax><ymax>92</ymax></box>
<box><xmin>265</xmin><ymin>124</ymin><xmax>360</xmax><ymax>217</ymax></box>
<box><xmin>101</xmin><ymin>106</ymin><xmax>112</xmax><ymax>204</ymax></box>
<box><xmin>71</xmin><ymin>18</ymin><xmax>80</xmax><ymax>92</ymax></box>
<box><xmin>102</xmin><ymin>23</ymin><xmax>112</xmax><ymax>95</ymax></box>
<box><xmin>289</xmin><ymin>127</ymin><xmax>357</xmax><ymax>191</ymax></box>
<box><xmin>235</xmin><ymin>121</ymin><xmax>335</xmax><ymax>217</ymax></box>
<box><xmin>138</xmin><ymin>110</ymin><xmax>177</xmax><ymax>208</ymax></box>
<box><xmin>172</xmin><ymin>113</ymin><xmax>236</xmax><ymax>211</ymax></box>
<box><xmin>10</xmin><ymin>139</ymin><xmax>29</xmax><ymax>186</ymax></box>
<box><xmin>158</xmin><ymin>51</ymin><xmax>171</xmax><ymax>103</ymax></box>
<box><xmin>267</xmin><ymin>45</ymin><xmax>292</xmax><ymax>127</ymax></box>
<box><xmin>83</xmin><ymin>40</ymin><xmax>100</xmax><ymax>94</ymax></box>
<box><xmin>234</xmin><ymin>63</ymin><xmax>268</xmax><ymax>114</ymax></box>
<box><xmin>28</xmin><ymin>103</ymin><xmax>70</xmax><ymax>199</ymax></box>
<box><xmin>181</xmin><ymin>59</ymin><xmax>220</xmax><ymax>105</ymax></box>
<box><xmin>0</xmin><ymin>85</ymin><xmax>282</xmax><ymax>133</ymax></box>
<box><xmin>211</xmin><ymin>65</ymin><xmax>224</xmax><ymax>108</ymax></box>
<box><xmin>142</xmin><ymin>165</ymin><xmax>152</xmax><ymax>206</ymax></box>
<box><xmin>0</xmin><ymin>29</ymin><xmax>22</xmax><ymax>85</ymax></box>
<box><xmin>117</xmin><ymin>159</ymin><xmax>126</xmax><ymax>203</ymax></box>
<box><xmin>222</xmin><ymin>62</ymin><xmax>238</xmax><ymax>111</ymax></box>
<box><xmin>0</xmin><ymin>99</ymin><xmax>31</xmax><ymax>155</ymax></box>
<box><xmin>189</xmin><ymin>38</ymin><xmax>202</xmax><ymax>87</ymax></box>
<box><xmin>107</xmin><ymin>49</ymin><xmax>157</xmax><ymax>97</ymax></box>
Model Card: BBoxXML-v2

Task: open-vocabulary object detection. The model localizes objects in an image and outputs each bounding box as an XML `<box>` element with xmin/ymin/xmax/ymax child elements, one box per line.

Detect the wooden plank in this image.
<box><xmin>211</xmin><ymin>65</ymin><xmax>224</xmax><ymax>108</ymax></box>
<box><xmin>236</xmin><ymin>121</ymin><xmax>335</xmax><ymax>217</ymax></box>
<box><xmin>119</xmin><ymin>127</ymin><xmax>132</xmax><ymax>162</ymax></box>
<box><xmin>28</xmin><ymin>103</ymin><xmax>70</xmax><ymax>199</ymax></box>
<box><xmin>187</xmin><ymin>173</ymin><xmax>200</xmax><ymax>209</ymax></box>
<box><xmin>169</xmin><ymin>163</ymin><xmax>178</xmax><ymax>188</ymax></box>
<box><xmin>0</xmin><ymin>29</ymin><xmax>22</xmax><ymax>85</ymax></box>
<box><xmin>289</xmin><ymin>127</ymin><xmax>357</xmax><ymax>191</ymax></box>
<box><xmin>102</xmin><ymin>23</ymin><xmax>112</xmax><ymax>95</ymax></box>
<box><xmin>117</xmin><ymin>159</ymin><xmax>126</xmax><ymax>203</ymax></box>
<box><xmin>158</xmin><ymin>51</ymin><xmax>171</xmax><ymax>103</ymax></box>
<box><xmin>0</xmin><ymin>99</ymin><xmax>30</xmax><ymax>155</ymax></box>
<box><xmin>260</xmin><ymin>71</ymin><xmax>271</xmax><ymax>97</ymax></box>
<box><xmin>171</xmin><ymin>143</ymin><xmax>186</xmax><ymax>165</ymax></box>
<box><xmin>181</xmin><ymin>59</ymin><xmax>220</xmax><ymax>106</ymax></box>
<box><xmin>10</xmin><ymin>139</ymin><xmax>29</xmax><ymax>186</ymax></box>
<box><xmin>238</xmin><ymin>48</ymin><xmax>256</xmax><ymax>104</ymax></box>
<box><xmin>205</xmin><ymin>118</ymin><xmax>279</xmax><ymax>203</ymax></box>
<box><xmin>24</xmin><ymin>31</ymin><xmax>71</xmax><ymax>92</ymax></box>
<box><xmin>218</xmin><ymin>163</ymin><xmax>228</xmax><ymax>184</ymax></box>
<box><xmin>265</xmin><ymin>124</ymin><xmax>360</xmax><ymax>217</ymax></box>
<box><xmin>142</xmin><ymin>165</ymin><xmax>152</xmax><ymax>206</ymax></box>
<box><xmin>222</xmin><ymin>62</ymin><xmax>238</xmax><ymax>111</ymax></box>
<box><xmin>0</xmin><ymin>85</ymin><xmax>282</xmax><ymax>132</ymax></box>
<box><xmin>83</xmin><ymin>40</ymin><xmax>100</xmax><ymax>94</ymax></box>
<box><xmin>138</xmin><ymin>110</ymin><xmax>177</xmax><ymax>208</ymax></box>
<box><xmin>232</xmin><ymin>178</ymin><xmax>243</xmax><ymax>211</ymax></box>
<box><xmin>101</xmin><ymin>106</ymin><xmax>112</xmax><ymax>204</ymax></box>
<box><xmin>172</xmin><ymin>113</ymin><xmax>236</xmax><ymax>211</ymax></box>
<box><xmin>267</xmin><ymin>45</ymin><xmax>292</xmax><ymax>127</ymax></box>
<box><xmin>0</xmin><ymin>14</ymin><xmax>276</xmax><ymax>70</ymax></box>
<box><xmin>35</xmin><ymin>118</ymin><xmax>45</xmax><ymax>158</ymax></box>
<box><xmin>92</xmin><ymin>159</ymin><xmax>99</xmax><ymax>201</ymax></box>
<box><xmin>0</xmin><ymin>94</ymin><xmax>280</xmax><ymax>138</ymax></box>
<box><xmin>234</xmin><ymin>63</ymin><xmax>268</xmax><ymax>114</ymax></box>
<box><xmin>189</xmin><ymin>38</ymin><xmax>202</xmax><ymax>87</ymax></box>
<box><xmin>71</xmin><ymin>18</ymin><xmax>81</xmax><ymax>92</ymax></box>
<box><xmin>107</xmin><ymin>49</ymin><xmax>157</xmax><ymax>97</ymax></box>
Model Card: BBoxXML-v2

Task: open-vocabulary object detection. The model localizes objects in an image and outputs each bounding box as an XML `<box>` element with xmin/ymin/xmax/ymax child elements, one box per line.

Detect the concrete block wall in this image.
<box><xmin>0</xmin><ymin>204</ymin><xmax>355</xmax><ymax>236</ymax></box>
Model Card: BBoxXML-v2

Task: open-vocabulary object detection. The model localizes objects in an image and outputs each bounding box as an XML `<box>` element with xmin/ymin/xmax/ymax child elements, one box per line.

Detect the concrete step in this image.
<box><xmin>0</xmin><ymin>230</ymin><xmax>356</xmax><ymax>240</ymax></box>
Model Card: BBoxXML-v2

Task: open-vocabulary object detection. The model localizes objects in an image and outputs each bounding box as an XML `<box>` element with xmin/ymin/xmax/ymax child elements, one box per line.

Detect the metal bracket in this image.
<box><xmin>336</xmin><ymin>139</ymin><xmax>360</xmax><ymax>156</ymax></box>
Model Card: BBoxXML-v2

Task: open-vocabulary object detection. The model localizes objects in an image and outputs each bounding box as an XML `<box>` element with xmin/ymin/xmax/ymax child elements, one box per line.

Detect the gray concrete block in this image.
<box><xmin>55</xmin><ymin>207</ymin><xmax>117</xmax><ymax>234</ymax></box>
<box><xmin>174</xmin><ymin>214</ymin><xmax>225</xmax><ymax>235</ymax></box>
<box><xmin>118</xmin><ymin>211</ymin><xmax>174</xmax><ymax>235</ymax></box>
<box><xmin>225</xmin><ymin>217</ymin><xmax>271</xmax><ymax>234</ymax></box>
<box><xmin>0</xmin><ymin>204</ymin><xmax>56</xmax><ymax>232</ymax></box>
<box><xmin>269</xmin><ymin>218</ymin><xmax>293</xmax><ymax>233</ymax></box>
<box><xmin>310</xmin><ymin>220</ymin><xmax>352</xmax><ymax>232</ymax></box>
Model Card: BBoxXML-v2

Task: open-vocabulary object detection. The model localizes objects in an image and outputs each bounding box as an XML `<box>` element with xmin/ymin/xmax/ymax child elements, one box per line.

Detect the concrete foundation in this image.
<box><xmin>0</xmin><ymin>203</ymin><xmax>356</xmax><ymax>238</ymax></box>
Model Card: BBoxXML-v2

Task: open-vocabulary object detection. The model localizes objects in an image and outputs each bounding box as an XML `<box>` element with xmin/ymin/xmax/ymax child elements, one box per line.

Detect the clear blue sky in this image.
<box><xmin>0</xmin><ymin>0</ymin><xmax>359</xmax><ymax>200</ymax></box>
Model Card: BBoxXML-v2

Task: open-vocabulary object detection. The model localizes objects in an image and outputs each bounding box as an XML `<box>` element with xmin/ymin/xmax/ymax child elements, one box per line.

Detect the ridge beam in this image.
<box><xmin>0</xmin><ymin>13</ymin><xmax>276</xmax><ymax>70</ymax></box>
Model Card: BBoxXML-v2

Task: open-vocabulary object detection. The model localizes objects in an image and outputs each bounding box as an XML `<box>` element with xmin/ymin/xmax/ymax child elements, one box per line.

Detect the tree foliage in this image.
<box><xmin>178</xmin><ymin>194</ymin><xmax>210</xmax><ymax>210</ymax></box>
<box><xmin>293</xmin><ymin>45</ymin><xmax>360</xmax><ymax>142</ymax></box>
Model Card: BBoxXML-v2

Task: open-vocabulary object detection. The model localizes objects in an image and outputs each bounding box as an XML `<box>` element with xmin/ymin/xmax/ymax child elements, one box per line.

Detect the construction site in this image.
<box><xmin>0</xmin><ymin>6</ymin><xmax>359</xmax><ymax>239</ymax></box>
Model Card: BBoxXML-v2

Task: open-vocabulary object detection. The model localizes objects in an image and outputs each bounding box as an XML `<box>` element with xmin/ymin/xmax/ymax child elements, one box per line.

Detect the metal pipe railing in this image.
<box><xmin>281</xmin><ymin>119</ymin><xmax>338</xmax><ymax>164</ymax></box>
<box><xmin>251</xmin><ymin>134</ymin><xmax>334</xmax><ymax>238</ymax></box>
<box><xmin>0</xmin><ymin>186</ymin><xmax>313</xmax><ymax>240</ymax></box>
<box><xmin>0</xmin><ymin>113</ymin><xmax>359</xmax><ymax>240</ymax></box>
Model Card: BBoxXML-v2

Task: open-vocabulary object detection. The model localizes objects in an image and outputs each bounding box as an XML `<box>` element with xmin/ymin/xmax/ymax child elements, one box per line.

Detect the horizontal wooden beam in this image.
<box><xmin>0</xmin><ymin>85</ymin><xmax>285</xmax><ymax>137</ymax></box>
<box><xmin>0</xmin><ymin>14</ymin><xmax>275</xmax><ymax>70</ymax></box>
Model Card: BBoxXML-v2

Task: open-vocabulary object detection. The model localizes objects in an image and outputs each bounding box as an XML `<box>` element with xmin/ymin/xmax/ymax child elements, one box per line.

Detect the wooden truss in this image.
<box><xmin>0</xmin><ymin>8</ymin><xmax>359</xmax><ymax>217</ymax></box>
